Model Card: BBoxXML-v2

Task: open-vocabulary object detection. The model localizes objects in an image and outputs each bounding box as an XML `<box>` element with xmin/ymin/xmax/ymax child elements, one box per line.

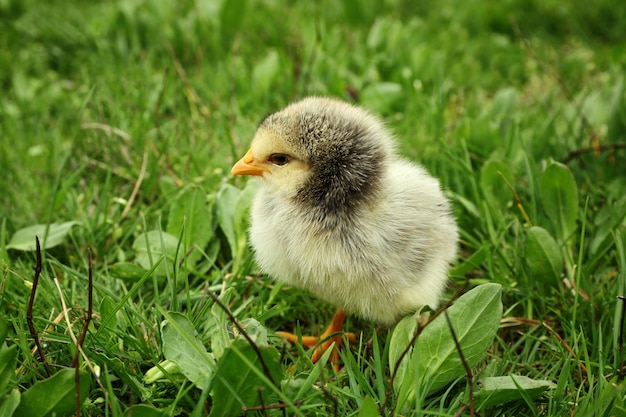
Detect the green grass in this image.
<box><xmin>2</xmin><ymin>0</ymin><xmax>626</xmax><ymax>415</ymax></box>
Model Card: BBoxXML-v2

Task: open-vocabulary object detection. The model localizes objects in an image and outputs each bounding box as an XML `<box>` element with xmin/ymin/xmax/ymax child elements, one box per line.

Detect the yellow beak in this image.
<box><xmin>231</xmin><ymin>148</ymin><xmax>270</xmax><ymax>176</ymax></box>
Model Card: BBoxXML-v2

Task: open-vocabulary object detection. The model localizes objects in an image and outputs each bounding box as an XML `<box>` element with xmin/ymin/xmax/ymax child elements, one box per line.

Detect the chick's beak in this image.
<box><xmin>231</xmin><ymin>148</ymin><xmax>270</xmax><ymax>176</ymax></box>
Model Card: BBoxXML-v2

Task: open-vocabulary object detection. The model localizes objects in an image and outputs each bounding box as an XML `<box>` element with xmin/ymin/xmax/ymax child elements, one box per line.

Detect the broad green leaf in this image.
<box><xmin>392</xmin><ymin>284</ymin><xmax>503</xmax><ymax>409</ymax></box>
<box><xmin>209</xmin><ymin>338</ymin><xmax>282</xmax><ymax>417</ymax></box>
<box><xmin>132</xmin><ymin>230</ymin><xmax>180</xmax><ymax>277</ymax></box>
<box><xmin>161</xmin><ymin>312</ymin><xmax>215</xmax><ymax>390</ymax></box>
<box><xmin>525</xmin><ymin>226</ymin><xmax>563</xmax><ymax>287</ymax></box>
<box><xmin>358</xmin><ymin>395</ymin><xmax>380</xmax><ymax>417</ymax></box>
<box><xmin>216</xmin><ymin>181</ymin><xmax>259</xmax><ymax>270</ymax></box>
<box><xmin>124</xmin><ymin>404</ymin><xmax>167</xmax><ymax>417</ymax></box>
<box><xmin>99</xmin><ymin>298</ymin><xmax>118</xmax><ymax>332</ymax></box>
<box><xmin>216</xmin><ymin>184</ymin><xmax>241</xmax><ymax>259</ymax></box>
<box><xmin>417</xmin><ymin>284</ymin><xmax>502</xmax><ymax>395</ymax></box>
<box><xmin>109</xmin><ymin>262</ymin><xmax>147</xmax><ymax>281</ymax></box>
<box><xmin>158</xmin><ymin>175</ymin><xmax>179</xmax><ymax>199</ymax></box>
<box><xmin>233</xmin><ymin>181</ymin><xmax>260</xmax><ymax>269</ymax></box>
<box><xmin>7</xmin><ymin>221</ymin><xmax>80</xmax><ymax>251</ymax></box>
<box><xmin>474</xmin><ymin>375</ymin><xmax>556</xmax><ymax>410</ymax></box>
<box><xmin>13</xmin><ymin>369</ymin><xmax>90</xmax><ymax>417</ymax></box>
<box><xmin>0</xmin><ymin>345</ymin><xmax>17</xmax><ymax>395</ymax></box>
<box><xmin>389</xmin><ymin>313</ymin><xmax>420</xmax><ymax>412</ymax></box>
<box><xmin>238</xmin><ymin>318</ymin><xmax>268</xmax><ymax>345</ymax></box>
<box><xmin>201</xmin><ymin>238</ymin><xmax>221</xmax><ymax>272</ymax></box>
<box><xmin>540</xmin><ymin>162</ymin><xmax>578</xmax><ymax>242</ymax></box>
<box><xmin>207</xmin><ymin>288</ymin><xmax>235</xmax><ymax>359</ymax></box>
<box><xmin>235</xmin><ymin>180</ymin><xmax>259</xmax><ymax>229</ymax></box>
<box><xmin>389</xmin><ymin>312</ymin><xmax>419</xmax><ymax>390</ymax></box>
<box><xmin>0</xmin><ymin>389</ymin><xmax>20</xmax><ymax>417</ymax></box>
<box><xmin>480</xmin><ymin>159</ymin><xmax>514</xmax><ymax>211</ymax></box>
<box><xmin>166</xmin><ymin>185</ymin><xmax>214</xmax><ymax>268</ymax></box>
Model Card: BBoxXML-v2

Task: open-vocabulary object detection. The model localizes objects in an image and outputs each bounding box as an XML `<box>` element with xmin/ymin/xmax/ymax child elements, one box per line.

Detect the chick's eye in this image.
<box><xmin>268</xmin><ymin>153</ymin><xmax>290</xmax><ymax>166</ymax></box>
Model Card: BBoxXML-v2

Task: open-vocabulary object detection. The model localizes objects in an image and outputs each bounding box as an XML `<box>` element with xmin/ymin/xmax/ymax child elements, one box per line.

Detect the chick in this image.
<box><xmin>231</xmin><ymin>97</ymin><xmax>458</xmax><ymax>364</ymax></box>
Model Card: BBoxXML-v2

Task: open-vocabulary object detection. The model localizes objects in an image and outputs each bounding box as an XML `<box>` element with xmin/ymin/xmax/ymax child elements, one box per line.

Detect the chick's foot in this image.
<box><xmin>276</xmin><ymin>309</ymin><xmax>356</xmax><ymax>371</ymax></box>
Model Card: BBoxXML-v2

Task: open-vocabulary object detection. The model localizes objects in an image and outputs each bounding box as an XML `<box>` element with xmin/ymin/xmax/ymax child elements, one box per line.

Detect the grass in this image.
<box><xmin>1</xmin><ymin>0</ymin><xmax>626</xmax><ymax>415</ymax></box>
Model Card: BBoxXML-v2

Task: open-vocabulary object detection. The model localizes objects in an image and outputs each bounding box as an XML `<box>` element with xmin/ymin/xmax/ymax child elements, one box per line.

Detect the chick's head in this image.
<box><xmin>233</xmin><ymin>97</ymin><xmax>395</xmax><ymax>220</ymax></box>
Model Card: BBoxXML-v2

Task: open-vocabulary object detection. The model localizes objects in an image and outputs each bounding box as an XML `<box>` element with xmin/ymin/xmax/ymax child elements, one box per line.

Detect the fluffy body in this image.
<box><xmin>243</xmin><ymin>97</ymin><xmax>458</xmax><ymax>325</ymax></box>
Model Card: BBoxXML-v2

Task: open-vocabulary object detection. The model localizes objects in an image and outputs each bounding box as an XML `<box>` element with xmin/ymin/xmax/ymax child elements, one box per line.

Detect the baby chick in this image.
<box><xmin>231</xmin><ymin>97</ymin><xmax>458</xmax><ymax>364</ymax></box>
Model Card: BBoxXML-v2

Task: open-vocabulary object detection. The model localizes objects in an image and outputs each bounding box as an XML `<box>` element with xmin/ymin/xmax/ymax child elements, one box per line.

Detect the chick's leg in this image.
<box><xmin>276</xmin><ymin>309</ymin><xmax>356</xmax><ymax>370</ymax></box>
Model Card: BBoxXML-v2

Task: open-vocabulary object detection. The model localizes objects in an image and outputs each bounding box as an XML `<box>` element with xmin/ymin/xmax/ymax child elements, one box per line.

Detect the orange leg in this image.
<box><xmin>276</xmin><ymin>309</ymin><xmax>356</xmax><ymax>371</ymax></box>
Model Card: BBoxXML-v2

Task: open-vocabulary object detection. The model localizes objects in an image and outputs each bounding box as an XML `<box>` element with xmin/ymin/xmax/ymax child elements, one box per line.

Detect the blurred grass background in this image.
<box><xmin>1</xmin><ymin>0</ymin><xmax>626</xmax><ymax>415</ymax></box>
<box><xmin>2</xmin><ymin>0</ymin><xmax>624</xmax><ymax>229</ymax></box>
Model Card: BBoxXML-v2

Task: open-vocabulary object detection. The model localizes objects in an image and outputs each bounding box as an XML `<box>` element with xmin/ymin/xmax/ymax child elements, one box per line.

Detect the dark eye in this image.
<box><xmin>268</xmin><ymin>153</ymin><xmax>290</xmax><ymax>166</ymax></box>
